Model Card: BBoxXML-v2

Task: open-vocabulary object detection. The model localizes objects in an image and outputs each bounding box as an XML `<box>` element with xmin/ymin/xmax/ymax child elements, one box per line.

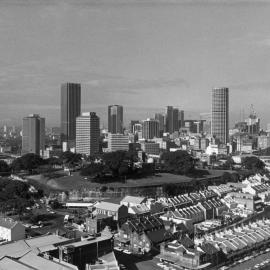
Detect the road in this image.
<box><xmin>229</xmin><ymin>251</ymin><xmax>270</xmax><ymax>270</ymax></box>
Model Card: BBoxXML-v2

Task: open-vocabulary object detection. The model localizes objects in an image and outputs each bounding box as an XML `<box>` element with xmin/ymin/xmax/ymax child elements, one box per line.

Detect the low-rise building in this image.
<box><xmin>226</xmin><ymin>192</ymin><xmax>263</xmax><ymax>212</ymax></box>
<box><xmin>120</xmin><ymin>196</ymin><xmax>147</xmax><ymax>208</ymax></box>
<box><xmin>0</xmin><ymin>217</ymin><xmax>25</xmax><ymax>242</ymax></box>
<box><xmin>159</xmin><ymin>240</ymin><xmax>213</xmax><ymax>269</ymax></box>
<box><xmin>115</xmin><ymin>216</ymin><xmax>172</xmax><ymax>255</ymax></box>
<box><xmin>94</xmin><ymin>202</ymin><xmax>129</xmax><ymax>221</ymax></box>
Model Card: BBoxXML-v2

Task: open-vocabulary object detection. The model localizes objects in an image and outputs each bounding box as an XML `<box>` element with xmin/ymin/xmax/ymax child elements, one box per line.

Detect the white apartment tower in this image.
<box><xmin>76</xmin><ymin>112</ymin><xmax>100</xmax><ymax>156</ymax></box>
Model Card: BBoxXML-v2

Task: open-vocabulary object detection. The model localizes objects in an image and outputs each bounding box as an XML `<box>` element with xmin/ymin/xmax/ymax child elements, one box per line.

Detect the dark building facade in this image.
<box><xmin>22</xmin><ymin>114</ymin><xmax>45</xmax><ymax>155</ymax></box>
<box><xmin>142</xmin><ymin>118</ymin><xmax>160</xmax><ymax>140</ymax></box>
<box><xmin>166</xmin><ymin>106</ymin><xmax>179</xmax><ymax>134</ymax></box>
<box><xmin>108</xmin><ymin>105</ymin><xmax>123</xmax><ymax>134</ymax></box>
<box><xmin>211</xmin><ymin>87</ymin><xmax>229</xmax><ymax>145</ymax></box>
<box><xmin>60</xmin><ymin>83</ymin><xmax>81</xmax><ymax>144</ymax></box>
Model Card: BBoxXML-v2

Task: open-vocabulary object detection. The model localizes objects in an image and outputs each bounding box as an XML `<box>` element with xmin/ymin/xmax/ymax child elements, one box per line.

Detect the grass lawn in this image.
<box><xmin>27</xmin><ymin>170</ymin><xmax>225</xmax><ymax>192</ymax></box>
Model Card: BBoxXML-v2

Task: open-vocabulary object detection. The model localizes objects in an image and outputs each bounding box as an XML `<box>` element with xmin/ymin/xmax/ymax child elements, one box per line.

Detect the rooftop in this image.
<box><xmin>95</xmin><ymin>202</ymin><xmax>122</xmax><ymax>212</ymax></box>
<box><xmin>0</xmin><ymin>217</ymin><xmax>22</xmax><ymax>230</ymax></box>
<box><xmin>121</xmin><ymin>195</ymin><xmax>146</xmax><ymax>204</ymax></box>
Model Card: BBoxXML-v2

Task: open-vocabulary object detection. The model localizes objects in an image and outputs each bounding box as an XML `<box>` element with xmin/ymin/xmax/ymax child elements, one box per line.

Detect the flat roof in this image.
<box><xmin>61</xmin><ymin>235</ymin><xmax>112</xmax><ymax>249</ymax></box>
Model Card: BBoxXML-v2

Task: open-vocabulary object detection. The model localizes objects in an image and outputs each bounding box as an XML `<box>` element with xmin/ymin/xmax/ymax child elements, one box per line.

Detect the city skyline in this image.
<box><xmin>1</xmin><ymin>0</ymin><xmax>270</xmax><ymax>127</ymax></box>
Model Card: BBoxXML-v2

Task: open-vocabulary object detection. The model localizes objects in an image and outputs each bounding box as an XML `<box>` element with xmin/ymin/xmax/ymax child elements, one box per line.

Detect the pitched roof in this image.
<box><xmin>179</xmin><ymin>235</ymin><xmax>194</xmax><ymax>249</ymax></box>
<box><xmin>95</xmin><ymin>202</ymin><xmax>122</xmax><ymax>212</ymax></box>
<box><xmin>146</xmin><ymin>228</ymin><xmax>170</xmax><ymax>244</ymax></box>
<box><xmin>19</xmin><ymin>252</ymin><xmax>76</xmax><ymax>270</ymax></box>
<box><xmin>0</xmin><ymin>235</ymin><xmax>69</xmax><ymax>260</ymax></box>
<box><xmin>201</xmin><ymin>243</ymin><xmax>219</xmax><ymax>255</ymax></box>
<box><xmin>0</xmin><ymin>217</ymin><xmax>21</xmax><ymax>230</ymax></box>
<box><xmin>121</xmin><ymin>196</ymin><xmax>146</xmax><ymax>204</ymax></box>
<box><xmin>0</xmin><ymin>257</ymin><xmax>35</xmax><ymax>270</ymax></box>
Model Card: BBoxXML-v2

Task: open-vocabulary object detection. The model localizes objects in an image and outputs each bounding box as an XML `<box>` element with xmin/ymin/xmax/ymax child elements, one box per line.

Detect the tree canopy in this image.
<box><xmin>0</xmin><ymin>160</ymin><xmax>10</xmax><ymax>176</ymax></box>
<box><xmin>0</xmin><ymin>178</ymin><xmax>43</xmax><ymax>213</ymax></box>
<box><xmin>60</xmin><ymin>151</ymin><xmax>82</xmax><ymax>166</ymax></box>
<box><xmin>160</xmin><ymin>150</ymin><xmax>195</xmax><ymax>175</ymax></box>
<box><xmin>11</xmin><ymin>153</ymin><xmax>44</xmax><ymax>173</ymax></box>
<box><xmin>242</xmin><ymin>156</ymin><xmax>265</xmax><ymax>172</ymax></box>
<box><xmin>80</xmin><ymin>150</ymin><xmax>153</xmax><ymax>182</ymax></box>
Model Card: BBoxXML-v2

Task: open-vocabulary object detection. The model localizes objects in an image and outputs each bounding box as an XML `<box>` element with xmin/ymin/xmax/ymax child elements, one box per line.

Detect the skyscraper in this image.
<box><xmin>155</xmin><ymin>113</ymin><xmax>165</xmax><ymax>136</ymax></box>
<box><xmin>179</xmin><ymin>110</ymin><xmax>185</xmax><ymax>128</ymax></box>
<box><xmin>142</xmin><ymin>118</ymin><xmax>160</xmax><ymax>140</ymax></box>
<box><xmin>211</xmin><ymin>87</ymin><xmax>229</xmax><ymax>145</ymax></box>
<box><xmin>22</xmin><ymin>114</ymin><xmax>45</xmax><ymax>155</ymax></box>
<box><xmin>166</xmin><ymin>106</ymin><xmax>179</xmax><ymax>133</ymax></box>
<box><xmin>60</xmin><ymin>83</ymin><xmax>81</xmax><ymax>145</ymax></box>
<box><xmin>76</xmin><ymin>112</ymin><xmax>100</xmax><ymax>156</ymax></box>
<box><xmin>173</xmin><ymin>108</ymin><xmax>179</xmax><ymax>132</ymax></box>
<box><xmin>108</xmin><ymin>105</ymin><xmax>123</xmax><ymax>134</ymax></box>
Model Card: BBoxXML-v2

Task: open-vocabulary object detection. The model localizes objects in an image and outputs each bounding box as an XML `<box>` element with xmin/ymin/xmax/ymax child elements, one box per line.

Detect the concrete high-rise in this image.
<box><xmin>142</xmin><ymin>118</ymin><xmax>160</xmax><ymax>140</ymax></box>
<box><xmin>22</xmin><ymin>114</ymin><xmax>45</xmax><ymax>155</ymax></box>
<box><xmin>60</xmin><ymin>83</ymin><xmax>81</xmax><ymax>145</ymax></box>
<box><xmin>108</xmin><ymin>105</ymin><xmax>123</xmax><ymax>134</ymax></box>
<box><xmin>211</xmin><ymin>87</ymin><xmax>229</xmax><ymax>145</ymax></box>
<box><xmin>76</xmin><ymin>112</ymin><xmax>100</xmax><ymax>156</ymax></box>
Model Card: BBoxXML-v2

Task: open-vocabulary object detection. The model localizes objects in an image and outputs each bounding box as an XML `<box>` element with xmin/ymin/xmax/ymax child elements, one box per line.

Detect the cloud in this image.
<box><xmin>83</xmin><ymin>77</ymin><xmax>189</xmax><ymax>95</ymax></box>
<box><xmin>229</xmin><ymin>81</ymin><xmax>270</xmax><ymax>91</ymax></box>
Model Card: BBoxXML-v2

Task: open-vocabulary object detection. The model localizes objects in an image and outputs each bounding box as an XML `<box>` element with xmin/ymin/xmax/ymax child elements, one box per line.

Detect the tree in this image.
<box><xmin>0</xmin><ymin>160</ymin><xmax>10</xmax><ymax>176</ymax></box>
<box><xmin>160</xmin><ymin>150</ymin><xmax>195</xmax><ymax>175</ymax></box>
<box><xmin>102</xmin><ymin>151</ymin><xmax>129</xmax><ymax>177</ymax></box>
<box><xmin>11</xmin><ymin>153</ymin><xmax>44</xmax><ymax>173</ymax></box>
<box><xmin>80</xmin><ymin>163</ymin><xmax>105</xmax><ymax>177</ymax></box>
<box><xmin>223</xmin><ymin>157</ymin><xmax>235</xmax><ymax>170</ymax></box>
<box><xmin>60</xmin><ymin>151</ymin><xmax>82</xmax><ymax>166</ymax></box>
<box><xmin>242</xmin><ymin>156</ymin><xmax>265</xmax><ymax>172</ymax></box>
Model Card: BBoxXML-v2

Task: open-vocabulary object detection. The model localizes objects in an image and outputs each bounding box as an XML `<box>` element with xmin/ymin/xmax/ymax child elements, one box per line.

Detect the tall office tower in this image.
<box><xmin>155</xmin><ymin>113</ymin><xmax>165</xmax><ymax>136</ymax></box>
<box><xmin>142</xmin><ymin>118</ymin><xmax>160</xmax><ymax>140</ymax></box>
<box><xmin>60</xmin><ymin>83</ymin><xmax>81</xmax><ymax>145</ymax></box>
<box><xmin>22</xmin><ymin>114</ymin><xmax>45</xmax><ymax>155</ymax></box>
<box><xmin>166</xmin><ymin>106</ymin><xmax>179</xmax><ymax>133</ymax></box>
<box><xmin>211</xmin><ymin>87</ymin><xmax>229</xmax><ymax>145</ymax></box>
<box><xmin>166</xmin><ymin>106</ymin><xmax>174</xmax><ymax>133</ymax></box>
<box><xmin>179</xmin><ymin>110</ymin><xmax>185</xmax><ymax>128</ymax></box>
<box><xmin>173</xmin><ymin>108</ymin><xmax>179</xmax><ymax>132</ymax></box>
<box><xmin>108</xmin><ymin>105</ymin><xmax>123</xmax><ymax>134</ymax></box>
<box><xmin>76</xmin><ymin>112</ymin><xmax>100</xmax><ymax>156</ymax></box>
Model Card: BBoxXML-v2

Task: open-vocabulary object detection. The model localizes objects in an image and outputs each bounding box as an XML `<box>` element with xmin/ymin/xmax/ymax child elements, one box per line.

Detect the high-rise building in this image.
<box><xmin>60</xmin><ymin>82</ymin><xmax>81</xmax><ymax>145</ymax></box>
<box><xmin>155</xmin><ymin>113</ymin><xmax>165</xmax><ymax>136</ymax></box>
<box><xmin>245</xmin><ymin>108</ymin><xmax>260</xmax><ymax>135</ymax></box>
<box><xmin>130</xmin><ymin>120</ymin><xmax>140</xmax><ymax>133</ymax></box>
<box><xmin>166</xmin><ymin>106</ymin><xmax>179</xmax><ymax>133</ymax></box>
<box><xmin>108</xmin><ymin>105</ymin><xmax>123</xmax><ymax>134</ymax></box>
<box><xmin>76</xmin><ymin>112</ymin><xmax>100</xmax><ymax>156</ymax></box>
<box><xmin>142</xmin><ymin>119</ymin><xmax>160</xmax><ymax>140</ymax></box>
<box><xmin>211</xmin><ymin>87</ymin><xmax>229</xmax><ymax>145</ymax></box>
<box><xmin>108</xmin><ymin>133</ymin><xmax>129</xmax><ymax>152</ymax></box>
<box><xmin>179</xmin><ymin>110</ymin><xmax>185</xmax><ymax>128</ymax></box>
<box><xmin>22</xmin><ymin>114</ymin><xmax>45</xmax><ymax>155</ymax></box>
<box><xmin>166</xmin><ymin>106</ymin><xmax>173</xmax><ymax>133</ymax></box>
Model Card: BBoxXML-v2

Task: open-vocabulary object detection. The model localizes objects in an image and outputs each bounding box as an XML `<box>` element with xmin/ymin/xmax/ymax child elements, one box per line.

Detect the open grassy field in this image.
<box><xmin>27</xmin><ymin>170</ymin><xmax>226</xmax><ymax>192</ymax></box>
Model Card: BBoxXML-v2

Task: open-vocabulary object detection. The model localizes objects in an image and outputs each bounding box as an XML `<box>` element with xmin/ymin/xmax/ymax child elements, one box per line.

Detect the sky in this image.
<box><xmin>1</xmin><ymin>0</ymin><xmax>270</xmax><ymax>128</ymax></box>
